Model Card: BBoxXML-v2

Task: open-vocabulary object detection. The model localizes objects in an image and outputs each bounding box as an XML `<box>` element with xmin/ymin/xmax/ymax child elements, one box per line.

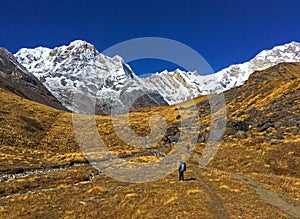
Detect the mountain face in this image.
<box><xmin>0</xmin><ymin>48</ymin><xmax>67</xmax><ymax>111</ymax></box>
<box><xmin>143</xmin><ymin>69</ymin><xmax>205</xmax><ymax>104</ymax></box>
<box><xmin>14</xmin><ymin>41</ymin><xmax>300</xmax><ymax>111</ymax></box>
<box><xmin>143</xmin><ymin>41</ymin><xmax>300</xmax><ymax>103</ymax></box>
<box><xmin>15</xmin><ymin>40</ymin><xmax>167</xmax><ymax>114</ymax></box>
<box><xmin>211</xmin><ymin>41</ymin><xmax>300</xmax><ymax>91</ymax></box>
<box><xmin>224</xmin><ymin>62</ymin><xmax>300</xmax><ymax>141</ymax></box>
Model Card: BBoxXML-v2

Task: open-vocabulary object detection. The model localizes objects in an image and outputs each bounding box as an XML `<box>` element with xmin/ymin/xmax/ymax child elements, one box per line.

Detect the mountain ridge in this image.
<box><xmin>15</xmin><ymin>40</ymin><xmax>168</xmax><ymax>114</ymax></box>
<box><xmin>13</xmin><ymin>40</ymin><xmax>300</xmax><ymax>112</ymax></box>
<box><xmin>0</xmin><ymin>47</ymin><xmax>67</xmax><ymax>111</ymax></box>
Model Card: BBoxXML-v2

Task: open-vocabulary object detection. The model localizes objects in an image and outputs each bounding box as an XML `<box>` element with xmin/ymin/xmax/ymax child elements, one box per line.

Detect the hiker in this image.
<box><xmin>178</xmin><ymin>161</ymin><xmax>186</xmax><ymax>181</ymax></box>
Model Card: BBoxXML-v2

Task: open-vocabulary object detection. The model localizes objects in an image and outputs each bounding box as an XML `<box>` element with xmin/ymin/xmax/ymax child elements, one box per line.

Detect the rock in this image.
<box><xmin>258</xmin><ymin>122</ymin><xmax>273</xmax><ymax>132</ymax></box>
<box><xmin>236</xmin><ymin>131</ymin><xmax>246</xmax><ymax>139</ymax></box>
<box><xmin>227</xmin><ymin>120</ymin><xmax>249</xmax><ymax>131</ymax></box>
<box><xmin>270</xmin><ymin>140</ymin><xmax>279</xmax><ymax>145</ymax></box>
<box><xmin>197</xmin><ymin>134</ymin><xmax>205</xmax><ymax>143</ymax></box>
<box><xmin>165</xmin><ymin>126</ymin><xmax>180</xmax><ymax>143</ymax></box>
<box><xmin>266</xmin><ymin>135</ymin><xmax>277</xmax><ymax>142</ymax></box>
<box><xmin>274</xmin><ymin>121</ymin><xmax>285</xmax><ymax>129</ymax></box>
<box><xmin>255</xmin><ymin>138</ymin><xmax>264</xmax><ymax>143</ymax></box>
<box><xmin>277</xmin><ymin>133</ymin><xmax>284</xmax><ymax>140</ymax></box>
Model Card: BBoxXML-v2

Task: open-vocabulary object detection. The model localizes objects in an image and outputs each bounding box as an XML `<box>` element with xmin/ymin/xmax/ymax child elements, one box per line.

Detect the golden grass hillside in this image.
<box><xmin>0</xmin><ymin>62</ymin><xmax>299</xmax><ymax>218</ymax></box>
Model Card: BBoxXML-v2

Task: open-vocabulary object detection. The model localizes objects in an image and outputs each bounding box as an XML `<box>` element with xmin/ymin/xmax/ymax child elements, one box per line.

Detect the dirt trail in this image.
<box><xmin>190</xmin><ymin>166</ymin><xmax>229</xmax><ymax>219</ymax></box>
<box><xmin>230</xmin><ymin>172</ymin><xmax>300</xmax><ymax>218</ymax></box>
<box><xmin>196</xmin><ymin>164</ymin><xmax>300</xmax><ymax>218</ymax></box>
<box><xmin>2</xmin><ymin>152</ymin><xmax>299</xmax><ymax>218</ymax></box>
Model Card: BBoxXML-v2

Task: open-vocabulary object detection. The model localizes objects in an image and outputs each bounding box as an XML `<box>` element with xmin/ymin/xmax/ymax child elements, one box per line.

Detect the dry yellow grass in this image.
<box><xmin>0</xmin><ymin>63</ymin><xmax>299</xmax><ymax>218</ymax></box>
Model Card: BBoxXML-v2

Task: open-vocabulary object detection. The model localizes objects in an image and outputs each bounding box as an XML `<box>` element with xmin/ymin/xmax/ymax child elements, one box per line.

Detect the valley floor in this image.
<box><xmin>0</xmin><ymin>144</ymin><xmax>299</xmax><ymax>219</ymax></box>
<box><xmin>0</xmin><ymin>62</ymin><xmax>299</xmax><ymax>218</ymax></box>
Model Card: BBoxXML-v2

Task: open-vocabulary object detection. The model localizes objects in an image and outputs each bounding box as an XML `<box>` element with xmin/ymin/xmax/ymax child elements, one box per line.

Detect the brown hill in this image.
<box><xmin>0</xmin><ymin>48</ymin><xmax>67</xmax><ymax>111</ymax></box>
<box><xmin>219</xmin><ymin>62</ymin><xmax>300</xmax><ymax>174</ymax></box>
<box><xmin>0</xmin><ymin>62</ymin><xmax>299</xmax><ymax>218</ymax></box>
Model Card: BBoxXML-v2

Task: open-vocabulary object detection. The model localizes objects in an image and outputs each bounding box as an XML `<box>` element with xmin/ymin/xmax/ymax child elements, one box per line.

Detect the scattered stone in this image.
<box><xmin>197</xmin><ymin>134</ymin><xmax>205</xmax><ymax>143</ymax></box>
<box><xmin>258</xmin><ymin>122</ymin><xmax>273</xmax><ymax>132</ymax></box>
<box><xmin>227</xmin><ymin>120</ymin><xmax>249</xmax><ymax>131</ymax></box>
<box><xmin>266</xmin><ymin>135</ymin><xmax>277</xmax><ymax>142</ymax></box>
<box><xmin>270</xmin><ymin>140</ymin><xmax>279</xmax><ymax>145</ymax></box>
<box><xmin>236</xmin><ymin>131</ymin><xmax>246</xmax><ymax>139</ymax></box>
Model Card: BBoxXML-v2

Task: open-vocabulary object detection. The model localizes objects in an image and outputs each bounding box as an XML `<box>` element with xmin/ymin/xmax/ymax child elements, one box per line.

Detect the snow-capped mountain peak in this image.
<box><xmin>69</xmin><ymin>39</ymin><xmax>91</xmax><ymax>46</ymax></box>
<box><xmin>139</xmin><ymin>41</ymin><xmax>300</xmax><ymax>102</ymax></box>
<box><xmin>211</xmin><ymin>41</ymin><xmax>300</xmax><ymax>91</ymax></box>
<box><xmin>16</xmin><ymin>47</ymin><xmax>51</xmax><ymax>70</ymax></box>
<box><xmin>14</xmin><ymin>40</ymin><xmax>300</xmax><ymax>113</ymax></box>
<box><xmin>15</xmin><ymin>40</ymin><xmax>167</xmax><ymax>114</ymax></box>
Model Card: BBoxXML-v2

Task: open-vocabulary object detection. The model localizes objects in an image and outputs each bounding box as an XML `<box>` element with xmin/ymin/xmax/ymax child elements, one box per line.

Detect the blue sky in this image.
<box><xmin>1</xmin><ymin>0</ymin><xmax>300</xmax><ymax>75</ymax></box>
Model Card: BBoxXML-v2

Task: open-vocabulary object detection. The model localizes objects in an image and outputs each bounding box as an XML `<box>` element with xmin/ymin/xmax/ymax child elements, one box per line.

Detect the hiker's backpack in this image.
<box><xmin>183</xmin><ymin>162</ymin><xmax>186</xmax><ymax>171</ymax></box>
<box><xmin>180</xmin><ymin>162</ymin><xmax>186</xmax><ymax>172</ymax></box>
